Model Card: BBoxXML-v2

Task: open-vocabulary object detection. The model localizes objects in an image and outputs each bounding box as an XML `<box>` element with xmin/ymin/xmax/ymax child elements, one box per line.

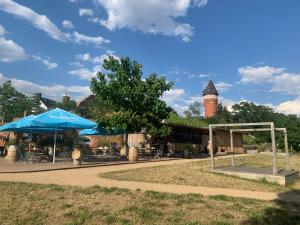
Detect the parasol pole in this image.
<box><xmin>53</xmin><ymin>128</ymin><xmax>57</xmax><ymax>163</ymax></box>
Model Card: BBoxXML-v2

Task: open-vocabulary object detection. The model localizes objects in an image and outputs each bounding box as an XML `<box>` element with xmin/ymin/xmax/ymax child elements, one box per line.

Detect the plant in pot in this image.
<box><xmin>5</xmin><ymin>139</ymin><xmax>16</xmax><ymax>148</ymax></box>
<box><xmin>71</xmin><ymin>140</ymin><xmax>83</xmax><ymax>165</ymax></box>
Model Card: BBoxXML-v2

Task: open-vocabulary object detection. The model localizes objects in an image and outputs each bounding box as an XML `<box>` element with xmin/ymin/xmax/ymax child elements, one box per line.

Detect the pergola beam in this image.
<box><xmin>210</xmin><ymin>122</ymin><xmax>273</xmax><ymax>128</ymax></box>
<box><xmin>209</xmin><ymin>122</ymin><xmax>278</xmax><ymax>175</ymax></box>
<box><xmin>230</xmin><ymin>128</ymin><xmax>286</xmax><ymax>132</ymax></box>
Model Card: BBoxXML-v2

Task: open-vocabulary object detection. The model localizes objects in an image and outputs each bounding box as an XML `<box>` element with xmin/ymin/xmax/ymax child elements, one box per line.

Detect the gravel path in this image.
<box><xmin>0</xmin><ymin>157</ymin><xmax>298</xmax><ymax>203</ymax></box>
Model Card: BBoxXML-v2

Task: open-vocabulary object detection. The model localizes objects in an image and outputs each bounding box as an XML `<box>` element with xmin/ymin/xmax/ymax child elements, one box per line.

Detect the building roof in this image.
<box><xmin>40</xmin><ymin>97</ymin><xmax>57</xmax><ymax>109</ymax></box>
<box><xmin>203</xmin><ymin>80</ymin><xmax>218</xmax><ymax>96</ymax></box>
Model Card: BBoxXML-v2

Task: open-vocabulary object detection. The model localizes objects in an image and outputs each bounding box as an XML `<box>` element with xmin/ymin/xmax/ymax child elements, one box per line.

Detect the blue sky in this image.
<box><xmin>0</xmin><ymin>0</ymin><xmax>300</xmax><ymax>115</ymax></box>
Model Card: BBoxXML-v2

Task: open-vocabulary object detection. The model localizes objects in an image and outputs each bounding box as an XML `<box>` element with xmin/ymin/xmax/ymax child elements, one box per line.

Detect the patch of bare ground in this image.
<box><xmin>100</xmin><ymin>154</ymin><xmax>300</xmax><ymax>192</ymax></box>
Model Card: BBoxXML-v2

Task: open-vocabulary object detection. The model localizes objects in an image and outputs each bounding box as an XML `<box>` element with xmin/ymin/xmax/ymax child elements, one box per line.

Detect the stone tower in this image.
<box><xmin>203</xmin><ymin>80</ymin><xmax>218</xmax><ymax>118</ymax></box>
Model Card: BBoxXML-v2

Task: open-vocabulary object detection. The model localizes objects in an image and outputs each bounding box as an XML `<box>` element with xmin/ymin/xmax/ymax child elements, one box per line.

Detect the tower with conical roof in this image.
<box><xmin>203</xmin><ymin>80</ymin><xmax>218</xmax><ymax>118</ymax></box>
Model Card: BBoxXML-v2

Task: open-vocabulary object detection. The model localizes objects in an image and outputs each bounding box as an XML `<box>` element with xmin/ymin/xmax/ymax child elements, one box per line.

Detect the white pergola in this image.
<box><xmin>208</xmin><ymin>122</ymin><xmax>289</xmax><ymax>175</ymax></box>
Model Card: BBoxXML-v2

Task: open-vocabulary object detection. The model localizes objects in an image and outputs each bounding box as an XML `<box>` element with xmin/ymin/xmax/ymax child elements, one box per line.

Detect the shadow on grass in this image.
<box><xmin>242</xmin><ymin>190</ymin><xmax>300</xmax><ymax>225</ymax></box>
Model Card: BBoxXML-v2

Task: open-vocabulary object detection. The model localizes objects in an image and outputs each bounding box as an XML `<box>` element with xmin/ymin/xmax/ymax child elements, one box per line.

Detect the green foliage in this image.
<box><xmin>0</xmin><ymin>81</ymin><xmax>32</xmax><ymax>122</ymax></box>
<box><xmin>166</xmin><ymin>113</ymin><xmax>209</xmax><ymax>128</ymax></box>
<box><xmin>29</xmin><ymin>93</ymin><xmax>46</xmax><ymax>114</ymax></box>
<box><xmin>91</xmin><ymin>56</ymin><xmax>173</xmax><ymax>138</ymax></box>
<box><xmin>5</xmin><ymin>139</ymin><xmax>16</xmax><ymax>147</ymax></box>
<box><xmin>76</xmin><ymin>95</ymin><xmax>113</xmax><ymax>121</ymax></box>
<box><xmin>183</xmin><ymin>110</ymin><xmax>192</xmax><ymax>118</ymax></box>
<box><xmin>58</xmin><ymin>96</ymin><xmax>77</xmax><ymax>112</ymax></box>
<box><xmin>188</xmin><ymin>101</ymin><xmax>202</xmax><ymax>119</ymax></box>
<box><xmin>183</xmin><ymin>101</ymin><xmax>202</xmax><ymax>119</ymax></box>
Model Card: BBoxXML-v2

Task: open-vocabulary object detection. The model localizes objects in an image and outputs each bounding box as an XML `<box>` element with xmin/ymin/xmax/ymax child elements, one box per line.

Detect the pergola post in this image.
<box><xmin>209</xmin><ymin>125</ymin><xmax>214</xmax><ymax>169</ymax></box>
<box><xmin>270</xmin><ymin>122</ymin><xmax>278</xmax><ymax>175</ymax></box>
<box><xmin>230</xmin><ymin>130</ymin><xmax>235</xmax><ymax>167</ymax></box>
<box><xmin>284</xmin><ymin>129</ymin><xmax>290</xmax><ymax>170</ymax></box>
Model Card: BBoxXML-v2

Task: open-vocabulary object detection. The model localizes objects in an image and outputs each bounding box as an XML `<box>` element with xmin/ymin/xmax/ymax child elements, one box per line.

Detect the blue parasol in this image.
<box><xmin>15</xmin><ymin>108</ymin><xmax>97</xmax><ymax>163</ymax></box>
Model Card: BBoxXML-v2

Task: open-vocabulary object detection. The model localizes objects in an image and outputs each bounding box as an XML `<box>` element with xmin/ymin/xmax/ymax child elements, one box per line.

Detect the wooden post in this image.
<box><xmin>284</xmin><ymin>129</ymin><xmax>290</xmax><ymax>170</ymax></box>
<box><xmin>270</xmin><ymin>122</ymin><xmax>278</xmax><ymax>175</ymax></box>
<box><xmin>209</xmin><ymin>125</ymin><xmax>214</xmax><ymax>169</ymax></box>
<box><xmin>230</xmin><ymin>130</ymin><xmax>235</xmax><ymax>167</ymax></box>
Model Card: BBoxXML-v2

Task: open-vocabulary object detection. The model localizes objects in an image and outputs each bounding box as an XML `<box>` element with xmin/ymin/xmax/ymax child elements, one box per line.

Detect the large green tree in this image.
<box><xmin>58</xmin><ymin>96</ymin><xmax>77</xmax><ymax>112</ymax></box>
<box><xmin>29</xmin><ymin>93</ymin><xmax>46</xmax><ymax>114</ymax></box>
<box><xmin>0</xmin><ymin>81</ymin><xmax>31</xmax><ymax>122</ymax></box>
<box><xmin>76</xmin><ymin>95</ymin><xmax>112</xmax><ymax>120</ymax></box>
<box><xmin>90</xmin><ymin>56</ymin><xmax>173</xmax><ymax>143</ymax></box>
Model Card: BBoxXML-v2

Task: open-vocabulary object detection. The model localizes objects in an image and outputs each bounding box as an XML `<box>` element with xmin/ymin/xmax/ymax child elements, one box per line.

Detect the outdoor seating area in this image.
<box><xmin>0</xmin><ymin>108</ymin><xmax>174</xmax><ymax>172</ymax></box>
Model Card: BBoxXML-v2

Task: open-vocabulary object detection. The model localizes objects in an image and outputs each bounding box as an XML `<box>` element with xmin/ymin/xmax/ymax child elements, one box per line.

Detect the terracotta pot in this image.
<box><xmin>6</xmin><ymin>145</ymin><xmax>17</xmax><ymax>163</ymax></box>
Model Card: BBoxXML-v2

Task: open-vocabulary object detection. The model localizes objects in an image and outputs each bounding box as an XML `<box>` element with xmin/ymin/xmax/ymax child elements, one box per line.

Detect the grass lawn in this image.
<box><xmin>0</xmin><ymin>181</ymin><xmax>299</xmax><ymax>225</ymax></box>
<box><xmin>100</xmin><ymin>154</ymin><xmax>300</xmax><ymax>192</ymax></box>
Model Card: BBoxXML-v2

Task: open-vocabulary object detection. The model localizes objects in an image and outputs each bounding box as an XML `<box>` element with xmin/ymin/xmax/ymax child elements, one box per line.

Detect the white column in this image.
<box><xmin>53</xmin><ymin>128</ymin><xmax>57</xmax><ymax>164</ymax></box>
<box><xmin>209</xmin><ymin>125</ymin><xmax>214</xmax><ymax>169</ymax></box>
<box><xmin>230</xmin><ymin>130</ymin><xmax>235</xmax><ymax>167</ymax></box>
<box><xmin>270</xmin><ymin>123</ymin><xmax>278</xmax><ymax>175</ymax></box>
<box><xmin>284</xmin><ymin>129</ymin><xmax>290</xmax><ymax>170</ymax></box>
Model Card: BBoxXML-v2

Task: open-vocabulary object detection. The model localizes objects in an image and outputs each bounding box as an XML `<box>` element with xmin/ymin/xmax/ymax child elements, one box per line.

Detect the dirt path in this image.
<box><xmin>0</xmin><ymin>157</ymin><xmax>298</xmax><ymax>203</ymax></box>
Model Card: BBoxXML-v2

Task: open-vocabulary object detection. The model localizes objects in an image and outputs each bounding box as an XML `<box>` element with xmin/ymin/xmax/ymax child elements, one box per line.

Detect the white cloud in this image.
<box><xmin>69</xmin><ymin>68</ymin><xmax>96</xmax><ymax>80</ymax></box>
<box><xmin>276</xmin><ymin>97</ymin><xmax>300</xmax><ymax>115</ymax></box>
<box><xmin>188</xmin><ymin>73</ymin><xmax>210</xmax><ymax>79</ymax></box>
<box><xmin>218</xmin><ymin>96</ymin><xmax>236</xmax><ymax>112</ymax></box>
<box><xmin>32</xmin><ymin>55</ymin><xmax>58</xmax><ymax>70</ymax></box>
<box><xmin>79</xmin><ymin>8</ymin><xmax>94</xmax><ymax>17</ymax></box>
<box><xmin>162</xmin><ymin>88</ymin><xmax>185</xmax><ymax>105</ymax></box>
<box><xmin>93</xmin><ymin>0</ymin><xmax>208</xmax><ymax>42</ymax></box>
<box><xmin>70</xmin><ymin>52</ymin><xmax>118</xmax><ymax>80</ymax></box>
<box><xmin>238</xmin><ymin>66</ymin><xmax>285</xmax><ymax>84</ymax></box>
<box><xmin>169</xmin><ymin>67</ymin><xmax>210</xmax><ymax>79</ymax></box>
<box><xmin>0</xmin><ymin>0</ymin><xmax>67</xmax><ymax>41</ymax></box>
<box><xmin>193</xmin><ymin>0</ymin><xmax>208</xmax><ymax>7</ymax></box>
<box><xmin>73</xmin><ymin>31</ymin><xmax>110</xmax><ymax>46</ymax></box>
<box><xmin>0</xmin><ymin>25</ymin><xmax>27</xmax><ymax>62</ymax></box>
<box><xmin>75</xmin><ymin>51</ymin><xmax>118</xmax><ymax>64</ymax></box>
<box><xmin>215</xmin><ymin>81</ymin><xmax>233</xmax><ymax>91</ymax></box>
<box><xmin>0</xmin><ymin>24</ymin><xmax>5</xmax><ymax>36</ymax></box>
<box><xmin>239</xmin><ymin>65</ymin><xmax>300</xmax><ymax>97</ymax></box>
<box><xmin>0</xmin><ymin>72</ymin><xmax>91</xmax><ymax>100</ymax></box>
<box><xmin>0</xmin><ymin>1</ymin><xmax>109</xmax><ymax>46</ymax></box>
<box><xmin>75</xmin><ymin>53</ymin><xmax>92</xmax><ymax>61</ymax></box>
<box><xmin>0</xmin><ymin>37</ymin><xmax>27</xmax><ymax>62</ymax></box>
<box><xmin>62</xmin><ymin>20</ymin><xmax>74</xmax><ymax>29</ymax></box>
<box><xmin>69</xmin><ymin>61</ymin><xmax>84</xmax><ymax>68</ymax></box>
<box><xmin>270</xmin><ymin>73</ymin><xmax>300</xmax><ymax>95</ymax></box>
<box><xmin>0</xmin><ymin>24</ymin><xmax>57</xmax><ymax>68</ymax></box>
<box><xmin>162</xmin><ymin>88</ymin><xmax>187</xmax><ymax>114</ymax></box>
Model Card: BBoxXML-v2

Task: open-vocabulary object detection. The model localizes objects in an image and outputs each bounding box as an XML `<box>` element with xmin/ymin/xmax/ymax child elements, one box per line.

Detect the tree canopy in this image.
<box><xmin>91</xmin><ymin>56</ymin><xmax>173</xmax><ymax>137</ymax></box>
<box><xmin>0</xmin><ymin>82</ymin><xmax>78</xmax><ymax>122</ymax></box>
<box><xmin>0</xmin><ymin>81</ymin><xmax>31</xmax><ymax>122</ymax></box>
<box><xmin>183</xmin><ymin>101</ymin><xmax>202</xmax><ymax>119</ymax></box>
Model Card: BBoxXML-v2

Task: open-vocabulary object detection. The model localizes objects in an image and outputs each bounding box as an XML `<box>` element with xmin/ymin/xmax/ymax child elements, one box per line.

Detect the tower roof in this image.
<box><xmin>203</xmin><ymin>80</ymin><xmax>218</xmax><ymax>96</ymax></box>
